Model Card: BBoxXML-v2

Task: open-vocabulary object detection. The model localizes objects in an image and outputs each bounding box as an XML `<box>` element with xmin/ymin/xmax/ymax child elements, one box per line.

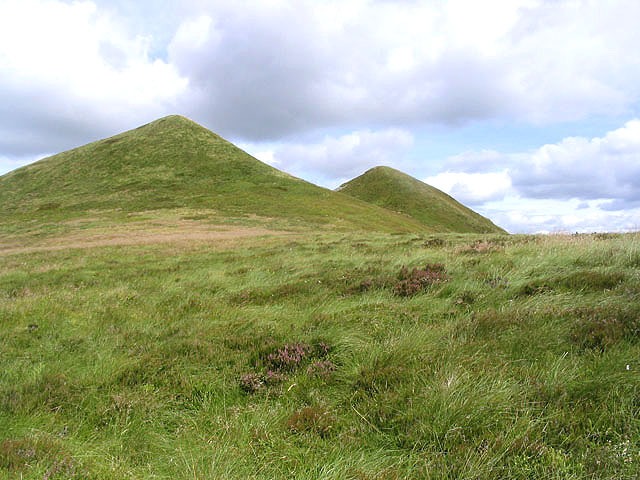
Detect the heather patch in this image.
<box><xmin>457</xmin><ymin>239</ymin><xmax>504</xmax><ymax>254</ymax></box>
<box><xmin>393</xmin><ymin>263</ymin><xmax>448</xmax><ymax>297</ymax></box>
<box><xmin>0</xmin><ymin>436</ymin><xmax>86</xmax><ymax>478</ymax></box>
<box><xmin>240</xmin><ymin>341</ymin><xmax>333</xmax><ymax>394</ymax></box>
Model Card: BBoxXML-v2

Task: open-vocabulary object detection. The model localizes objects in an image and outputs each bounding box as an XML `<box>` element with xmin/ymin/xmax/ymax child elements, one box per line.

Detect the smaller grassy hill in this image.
<box><xmin>338</xmin><ymin>166</ymin><xmax>505</xmax><ymax>233</ymax></box>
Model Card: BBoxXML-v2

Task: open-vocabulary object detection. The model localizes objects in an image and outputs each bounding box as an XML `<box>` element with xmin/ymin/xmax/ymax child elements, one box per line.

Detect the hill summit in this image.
<box><xmin>0</xmin><ymin>116</ymin><xmax>427</xmax><ymax>233</ymax></box>
<box><xmin>0</xmin><ymin>116</ymin><xmax>504</xmax><ymax>234</ymax></box>
<box><xmin>338</xmin><ymin>166</ymin><xmax>505</xmax><ymax>233</ymax></box>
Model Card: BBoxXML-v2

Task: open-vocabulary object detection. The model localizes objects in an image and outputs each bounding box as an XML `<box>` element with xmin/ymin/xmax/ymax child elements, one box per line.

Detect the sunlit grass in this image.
<box><xmin>1</xmin><ymin>231</ymin><xmax>639</xmax><ymax>478</ymax></box>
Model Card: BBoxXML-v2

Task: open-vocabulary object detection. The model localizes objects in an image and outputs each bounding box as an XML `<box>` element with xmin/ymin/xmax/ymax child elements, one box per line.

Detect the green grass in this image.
<box><xmin>0</xmin><ymin>116</ymin><xmax>433</xmax><ymax>235</ymax></box>
<box><xmin>1</xmin><ymin>230</ymin><xmax>639</xmax><ymax>478</ymax></box>
<box><xmin>338</xmin><ymin>166</ymin><xmax>505</xmax><ymax>233</ymax></box>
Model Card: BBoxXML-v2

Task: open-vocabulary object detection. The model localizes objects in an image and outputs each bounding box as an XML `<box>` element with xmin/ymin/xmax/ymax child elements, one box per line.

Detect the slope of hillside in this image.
<box><xmin>0</xmin><ymin>116</ymin><xmax>428</xmax><ymax>233</ymax></box>
<box><xmin>338</xmin><ymin>166</ymin><xmax>505</xmax><ymax>233</ymax></box>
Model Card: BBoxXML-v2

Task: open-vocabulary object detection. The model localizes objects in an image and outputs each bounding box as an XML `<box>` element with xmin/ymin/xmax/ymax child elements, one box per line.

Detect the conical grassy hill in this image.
<box><xmin>338</xmin><ymin>166</ymin><xmax>505</xmax><ymax>233</ymax></box>
<box><xmin>0</xmin><ymin>116</ymin><xmax>429</xmax><ymax>233</ymax></box>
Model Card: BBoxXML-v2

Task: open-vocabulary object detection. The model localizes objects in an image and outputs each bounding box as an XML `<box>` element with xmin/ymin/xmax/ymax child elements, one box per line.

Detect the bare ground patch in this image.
<box><xmin>0</xmin><ymin>222</ymin><xmax>291</xmax><ymax>256</ymax></box>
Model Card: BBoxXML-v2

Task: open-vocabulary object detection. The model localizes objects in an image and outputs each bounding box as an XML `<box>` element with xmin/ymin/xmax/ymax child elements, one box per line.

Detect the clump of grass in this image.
<box><xmin>0</xmin><ymin>436</ymin><xmax>84</xmax><ymax>478</ymax></box>
<box><xmin>454</xmin><ymin>291</ymin><xmax>476</xmax><ymax>307</ymax></box>
<box><xmin>483</xmin><ymin>274</ymin><xmax>509</xmax><ymax>289</ymax></box>
<box><xmin>555</xmin><ymin>270</ymin><xmax>625</xmax><ymax>291</ymax></box>
<box><xmin>286</xmin><ymin>405</ymin><xmax>335</xmax><ymax>437</ymax></box>
<box><xmin>570</xmin><ymin>305</ymin><xmax>640</xmax><ymax>351</ymax></box>
<box><xmin>572</xmin><ymin>317</ymin><xmax>624</xmax><ymax>351</ymax></box>
<box><xmin>239</xmin><ymin>368</ymin><xmax>287</xmax><ymax>394</ymax></box>
<box><xmin>519</xmin><ymin>270</ymin><xmax>625</xmax><ymax>297</ymax></box>
<box><xmin>343</xmin><ymin>275</ymin><xmax>392</xmax><ymax>295</ymax></box>
<box><xmin>517</xmin><ymin>281</ymin><xmax>553</xmax><ymax>297</ymax></box>
<box><xmin>337</xmin><ymin>264</ymin><xmax>394</xmax><ymax>295</ymax></box>
<box><xmin>393</xmin><ymin>263</ymin><xmax>447</xmax><ymax>297</ymax></box>
<box><xmin>457</xmin><ymin>239</ymin><xmax>503</xmax><ymax>254</ymax></box>
<box><xmin>423</xmin><ymin>237</ymin><xmax>447</xmax><ymax>248</ymax></box>
<box><xmin>353</xmin><ymin>362</ymin><xmax>406</xmax><ymax>396</ymax></box>
<box><xmin>18</xmin><ymin>372</ymin><xmax>83</xmax><ymax>414</ymax></box>
<box><xmin>470</xmin><ymin>308</ymin><xmax>521</xmax><ymax>337</ymax></box>
<box><xmin>228</xmin><ymin>282</ymin><xmax>314</xmax><ymax>305</ymax></box>
<box><xmin>0</xmin><ymin>437</ymin><xmax>43</xmax><ymax>471</ymax></box>
<box><xmin>43</xmin><ymin>457</ymin><xmax>81</xmax><ymax>480</ymax></box>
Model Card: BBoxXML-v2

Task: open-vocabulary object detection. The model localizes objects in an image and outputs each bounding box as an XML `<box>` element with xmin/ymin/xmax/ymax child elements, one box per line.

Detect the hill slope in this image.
<box><xmin>338</xmin><ymin>166</ymin><xmax>505</xmax><ymax>233</ymax></box>
<box><xmin>0</xmin><ymin>116</ymin><xmax>429</xmax><ymax>233</ymax></box>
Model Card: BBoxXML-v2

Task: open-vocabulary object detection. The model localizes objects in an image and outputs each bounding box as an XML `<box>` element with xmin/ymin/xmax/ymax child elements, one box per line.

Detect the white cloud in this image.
<box><xmin>484</xmin><ymin>197</ymin><xmax>640</xmax><ymax>234</ymax></box>
<box><xmin>3</xmin><ymin>0</ymin><xmax>640</xmax><ymax>149</ymax></box>
<box><xmin>505</xmin><ymin>0</ymin><xmax>640</xmax><ymax>123</ymax></box>
<box><xmin>512</xmin><ymin>120</ymin><xmax>640</xmax><ymax>202</ymax></box>
<box><xmin>433</xmin><ymin>120</ymin><xmax>640</xmax><ymax>232</ymax></box>
<box><xmin>241</xmin><ymin>129</ymin><xmax>414</xmax><ymax>187</ymax></box>
<box><xmin>438</xmin><ymin>119</ymin><xmax>640</xmax><ymax>206</ymax></box>
<box><xmin>0</xmin><ymin>0</ymin><xmax>188</xmax><ymax>155</ymax></box>
<box><xmin>424</xmin><ymin>171</ymin><xmax>513</xmax><ymax>204</ymax></box>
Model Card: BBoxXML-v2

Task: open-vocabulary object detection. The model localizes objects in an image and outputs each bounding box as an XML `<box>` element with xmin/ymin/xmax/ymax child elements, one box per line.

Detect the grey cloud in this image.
<box><xmin>169</xmin><ymin>6</ymin><xmax>333</xmax><ymax>140</ymax></box>
<box><xmin>0</xmin><ymin>89</ymin><xmax>170</xmax><ymax>157</ymax></box>
<box><xmin>0</xmin><ymin>92</ymin><xmax>106</xmax><ymax>155</ymax></box>
<box><xmin>259</xmin><ymin>128</ymin><xmax>414</xmax><ymax>186</ymax></box>
<box><xmin>163</xmin><ymin>0</ymin><xmax>640</xmax><ymax>141</ymax></box>
<box><xmin>600</xmin><ymin>199</ymin><xmax>640</xmax><ymax>212</ymax></box>
<box><xmin>171</xmin><ymin>15</ymin><xmax>513</xmax><ymax>140</ymax></box>
<box><xmin>0</xmin><ymin>0</ymin><xmax>188</xmax><ymax>159</ymax></box>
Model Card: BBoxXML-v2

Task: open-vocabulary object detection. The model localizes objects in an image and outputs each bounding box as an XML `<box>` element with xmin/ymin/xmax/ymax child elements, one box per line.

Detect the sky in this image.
<box><xmin>1</xmin><ymin>0</ymin><xmax>639</xmax><ymax>233</ymax></box>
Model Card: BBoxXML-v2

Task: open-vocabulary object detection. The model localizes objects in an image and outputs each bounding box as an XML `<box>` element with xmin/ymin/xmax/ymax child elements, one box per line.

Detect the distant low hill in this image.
<box><xmin>0</xmin><ymin>116</ymin><xmax>428</xmax><ymax>233</ymax></box>
<box><xmin>338</xmin><ymin>166</ymin><xmax>505</xmax><ymax>234</ymax></box>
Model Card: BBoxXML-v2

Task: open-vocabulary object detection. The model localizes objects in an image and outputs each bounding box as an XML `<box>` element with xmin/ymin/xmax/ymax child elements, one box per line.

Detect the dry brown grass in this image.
<box><xmin>0</xmin><ymin>221</ymin><xmax>291</xmax><ymax>256</ymax></box>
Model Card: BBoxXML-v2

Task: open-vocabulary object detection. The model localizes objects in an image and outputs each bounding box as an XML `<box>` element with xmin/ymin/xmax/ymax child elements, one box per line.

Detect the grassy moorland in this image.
<box><xmin>1</xmin><ymin>228</ymin><xmax>639</xmax><ymax>479</ymax></box>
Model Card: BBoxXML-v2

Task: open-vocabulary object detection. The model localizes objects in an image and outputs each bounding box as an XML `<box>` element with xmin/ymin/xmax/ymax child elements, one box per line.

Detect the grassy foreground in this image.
<box><xmin>1</xmin><ymin>230</ymin><xmax>639</xmax><ymax>478</ymax></box>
